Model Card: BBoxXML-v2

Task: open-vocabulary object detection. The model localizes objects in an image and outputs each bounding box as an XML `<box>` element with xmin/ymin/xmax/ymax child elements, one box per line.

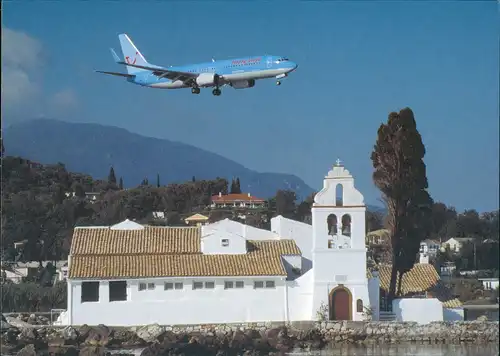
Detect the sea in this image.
<box><xmin>106</xmin><ymin>344</ymin><xmax>499</xmax><ymax>356</ymax></box>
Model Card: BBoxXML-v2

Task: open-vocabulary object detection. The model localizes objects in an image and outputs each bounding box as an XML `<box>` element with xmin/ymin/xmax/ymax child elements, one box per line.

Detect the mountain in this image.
<box><xmin>4</xmin><ymin>119</ymin><xmax>315</xmax><ymax>199</ymax></box>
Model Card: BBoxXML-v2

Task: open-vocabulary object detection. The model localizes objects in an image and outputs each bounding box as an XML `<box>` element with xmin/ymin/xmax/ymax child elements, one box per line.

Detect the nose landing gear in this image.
<box><xmin>276</xmin><ymin>81</ymin><xmax>281</xmax><ymax>86</ymax></box>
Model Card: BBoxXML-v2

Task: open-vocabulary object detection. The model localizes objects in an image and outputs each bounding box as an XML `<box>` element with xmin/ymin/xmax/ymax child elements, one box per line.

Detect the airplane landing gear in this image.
<box><xmin>191</xmin><ymin>87</ymin><xmax>200</xmax><ymax>94</ymax></box>
<box><xmin>212</xmin><ymin>88</ymin><xmax>221</xmax><ymax>96</ymax></box>
<box><xmin>276</xmin><ymin>81</ymin><xmax>281</xmax><ymax>86</ymax></box>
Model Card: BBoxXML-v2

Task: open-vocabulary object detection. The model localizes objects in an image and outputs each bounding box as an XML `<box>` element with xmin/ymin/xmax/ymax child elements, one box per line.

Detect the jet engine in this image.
<box><xmin>196</xmin><ymin>73</ymin><xmax>220</xmax><ymax>87</ymax></box>
<box><xmin>230</xmin><ymin>79</ymin><xmax>256</xmax><ymax>89</ymax></box>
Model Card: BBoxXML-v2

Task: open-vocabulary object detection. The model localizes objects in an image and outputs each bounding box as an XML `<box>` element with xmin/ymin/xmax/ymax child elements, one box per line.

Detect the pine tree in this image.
<box><xmin>108</xmin><ymin>167</ymin><xmax>117</xmax><ymax>185</ymax></box>
<box><xmin>157</xmin><ymin>173</ymin><xmax>160</xmax><ymax>188</ymax></box>
<box><xmin>119</xmin><ymin>177</ymin><xmax>124</xmax><ymax>190</ymax></box>
<box><xmin>371</xmin><ymin>107</ymin><xmax>433</xmax><ymax>301</ymax></box>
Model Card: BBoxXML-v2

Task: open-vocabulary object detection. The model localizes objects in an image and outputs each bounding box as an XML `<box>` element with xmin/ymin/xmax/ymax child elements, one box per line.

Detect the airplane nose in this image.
<box><xmin>289</xmin><ymin>62</ymin><xmax>298</xmax><ymax>72</ymax></box>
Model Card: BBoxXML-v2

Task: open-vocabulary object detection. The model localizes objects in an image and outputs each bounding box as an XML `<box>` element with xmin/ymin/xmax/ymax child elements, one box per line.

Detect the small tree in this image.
<box><xmin>156</xmin><ymin>173</ymin><xmax>160</xmax><ymax>188</ymax></box>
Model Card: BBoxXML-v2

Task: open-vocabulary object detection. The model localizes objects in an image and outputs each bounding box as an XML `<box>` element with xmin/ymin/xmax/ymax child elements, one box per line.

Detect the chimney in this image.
<box><xmin>219</xmin><ymin>192</ymin><xmax>222</xmax><ymax>197</ymax></box>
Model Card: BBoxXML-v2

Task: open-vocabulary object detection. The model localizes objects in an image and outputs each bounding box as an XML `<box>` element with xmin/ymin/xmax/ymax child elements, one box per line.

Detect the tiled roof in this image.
<box><xmin>184</xmin><ymin>213</ymin><xmax>209</xmax><ymax>221</ymax></box>
<box><xmin>376</xmin><ymin>264</ymin><xmax>462</xmax><ymax>308</ymax></box>
<box><xmin>68</xmin><ymin>226</ymin><xmax>300</xmax><ymax>279</ymax></box>
<box><xmin>211</xmin><ymin>193</ymin><xmax>265</xmax><ymax>203</ymax></box>
<box><xmin>70</xmin><ymin>226</ymin><xmax>200</xmax><ymax>255</ymax></box>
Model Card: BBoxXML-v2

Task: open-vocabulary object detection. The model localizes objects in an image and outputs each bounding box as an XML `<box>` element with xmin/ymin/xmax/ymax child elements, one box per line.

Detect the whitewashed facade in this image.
<box><xmin>59</xmin><ymin>161</ymin><xmax>378</xmax><ymax>326</ymax></box>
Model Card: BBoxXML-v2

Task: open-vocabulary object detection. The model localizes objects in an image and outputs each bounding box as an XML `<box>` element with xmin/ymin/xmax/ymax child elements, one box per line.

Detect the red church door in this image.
<box><xmin>330</xmin><ymin>288</ymin><xmax>351</xmax><ymax>321</ymax></box>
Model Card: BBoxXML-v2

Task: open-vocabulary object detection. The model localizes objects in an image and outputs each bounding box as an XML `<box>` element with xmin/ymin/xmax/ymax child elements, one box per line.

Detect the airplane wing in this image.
<box><xmin>95</xmin><ymin>70</ymin><xmax>135</xmax><ymax>78</ymax></box>
<box><xmin>117</xmin><ymin>61</ymin><xmax>198</xmax><ymax>83</ymax></box>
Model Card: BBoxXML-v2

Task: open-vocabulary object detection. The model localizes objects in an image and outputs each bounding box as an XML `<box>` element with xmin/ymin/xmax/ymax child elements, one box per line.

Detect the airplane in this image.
<box><xmin>96</xmin><ymin>34</ymin><xmax>298</xmax><ymax>96</ymax></box>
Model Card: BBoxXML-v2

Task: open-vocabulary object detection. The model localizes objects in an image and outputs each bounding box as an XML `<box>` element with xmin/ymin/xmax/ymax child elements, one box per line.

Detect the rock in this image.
<box><xmin>136</xmin><ymin>323</ymin><xmax>165</xmax><ymax>343</ymax></box>
<box><xmin>6</xmin><ymin>317</ymin><xmax>35</xmax><ymax>329</ymax></box>
<box><xmin>109</xmin><ymin>329</ymin><xmax>146</xmax><ymax>348</ymax></box>
<box><xmin>15</xmin><ymin>344</ymin><xmax>36</xmax><ymax>356</ymax></box>
<box><xmin>1</xmin><ymin>319</ymin><xmax>16</xmax><ymax>332</ymax></box>
<box><xmin>17</xmin><ymin>327</ymin><xmax>38</xmax><ymax>342</ymax></box>
<box><xmin>83</xmin><ymin>324</ymin><xmax>110</xmax><ymax>347</ymax></box>
<box><xmin>61</xmin><ymin>326</ymin><xmax>79</xmax><ymax>341</ymax></box>
<box><xmin>79</xmin><ymin>346</ymin><xmax>106</xmax><ymax>356</ymax></box>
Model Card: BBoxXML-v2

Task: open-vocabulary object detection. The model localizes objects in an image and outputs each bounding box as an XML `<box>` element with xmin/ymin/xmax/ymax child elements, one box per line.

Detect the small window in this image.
<box><xmin>164</xmin><ymin>282</ymin><xmax>173</xmax><ymax>290</ymax></box>
<box><xmin>174</xmin><ymin>282</ymin><xmax>183</xmax><ymax>290</ymax></box>
<box><xmin>265</xmin><ymin>281</ymin><xmax>275</xmax><ymax>288</ymax></box>
<box><xmin>109</xmin><ymin>281</ymin><xmax>127</xmax><ymax>302</ymax></box>
<box><xmin>147</xmin><ymin>283</ymin><xmax>155</xmax><ymax>290</ymax></box>
<box><xmin>138</xmin><ymin>283</ymin><xmax>147</xmax><ymax>291</ymax></box>
<box><xmin>221</xmin><ymin>239</ymin><xmax>229</xmax><ymax>247</ymax></box>
<box><xmin>81</xmin><ymin>281</ymin><xmax>99</xmax><ymax>303</ymax></box>
<box><xmin>328</xmin><ymin>240</ymin><xmax>334</xmax><ymax>249</ymax></box>
<box><xmin>193</xmin><ymin>282</ymin><xmax>203</xmax><ymax>290</ymax></box>
<box><xmin>254</xmin><ymin>281</ymin><xmax>264</xmax><ymax>289</ymax></box>
<box><xmin>356</xmin><ymin>299</ymin><xmax>363</xmax><ymax>313</ymax></box>
<box><xmin>225</xmin><ymin>281</ymin><xmax>234</xmax><ymax>289</ymax></box>
<box><xmin>205</xmin><ymin>281</ymin><xmax>215</xmax><ymax>289</ymax></box>
<box><xmin>235</xmin><ymin>281</ymin><xmax>244</xmax><ymax>288</ymax></box>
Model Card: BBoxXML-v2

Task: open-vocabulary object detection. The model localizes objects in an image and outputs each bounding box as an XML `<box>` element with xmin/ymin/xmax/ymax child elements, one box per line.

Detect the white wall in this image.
<box><xmin>368</xmin><ymin>275</ymin><xmax>380</xmax><ymax>321</ymax></box>
<box><xmin>69</xmin><ymin>276</ymin><xmax>287</xmax><ymax>326</ymax></box>
<box><xmin>201</xmin><ymin>230</ymin><xmax>246</xmax><ymax>254</ymax></box>
<box><xmin>392</xmin><ymin>298</ymin><xmax>443</xmax><ymax>324</ymax></box>
<box><xmin>203</xmin><ymin>219</ymin><xmax>279</xmax><ymax>240</ymax></box>
<box><xmin>313</xmin><ymin>249</ymin><xmax>366</xmax><ymax>283</ymax></box>
<box><xmin>271</xmin><ymin>216</ymin><xmax>313</xmax><ymax>259</ymax></box>
<box><xmin>286</xmin><ymin>269</ymin><xmax>314</xmax><ymax>321</ymax></box>
<box><xmin>443</xmin><ymin>308</ymin><xmax>464</xmax><ymax>321</ymax></box>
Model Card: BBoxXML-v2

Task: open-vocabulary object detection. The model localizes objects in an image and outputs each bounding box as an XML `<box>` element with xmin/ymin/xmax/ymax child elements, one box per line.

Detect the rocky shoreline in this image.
<box><xmin>1</xmin><ymin>315</ymin><xmax>498</xmax><ymax>356</ymax></box>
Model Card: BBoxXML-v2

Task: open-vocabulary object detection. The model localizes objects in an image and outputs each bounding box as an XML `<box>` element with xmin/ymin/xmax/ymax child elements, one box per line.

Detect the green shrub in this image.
<box><xmin>0</xmin><ymin>280</ymin><xmax>67</xmax><ymax>312</ymax></box>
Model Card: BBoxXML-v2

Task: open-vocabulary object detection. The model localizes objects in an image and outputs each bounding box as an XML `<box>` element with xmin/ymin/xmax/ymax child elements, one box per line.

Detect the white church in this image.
<box><xmin>59</xmin><ymin>161</ymin><xmax>462</xmax><ymax>326</ymax></box>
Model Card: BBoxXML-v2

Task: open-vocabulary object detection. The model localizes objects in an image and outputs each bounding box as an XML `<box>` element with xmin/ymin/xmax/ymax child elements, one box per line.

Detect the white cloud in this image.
<box><xmin>1</xmin><ymin>27</ymin><xmax>78</xmax><ymax>122</ymax></box>
<box><xmin>48</xmin><ymin>89</ymin><xmax>79</xmax><ymax>116</ymax></box>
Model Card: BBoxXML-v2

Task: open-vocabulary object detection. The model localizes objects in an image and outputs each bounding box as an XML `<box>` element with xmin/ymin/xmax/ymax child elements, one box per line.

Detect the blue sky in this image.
<box><xmin>3</xmin><ymin>1</ymin><xmax>498</xmax><ymax>213</ymax></box>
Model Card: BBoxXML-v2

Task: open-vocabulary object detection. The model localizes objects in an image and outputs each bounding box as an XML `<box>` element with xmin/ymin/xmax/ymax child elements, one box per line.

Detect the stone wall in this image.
<box><xmin>2</xmin><ymin>318</ymin><xmax>499</xmax><ymax>356</ymax></box>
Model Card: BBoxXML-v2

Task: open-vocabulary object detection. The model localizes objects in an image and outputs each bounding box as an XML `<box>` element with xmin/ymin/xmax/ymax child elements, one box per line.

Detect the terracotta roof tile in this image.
<box><xmin>184</xmin><ymin>213</ymin><xmax>209</xmax><ymax>221</ymax></box>
<box><xmin>70</xmin><ymin>226</ymin><xmax>200</xmax><ymax>255</ymax></box>
<box><xmin>211</xmin><ymin>193</ymin><xmax>265</xmax><ymax>203</ymax></box>
<box><xmin>68</xmin><ymin>225</ymin><xmax>301</xmax><ymax>279</ymax></box>
<box><xmin>377</xmin><ymin>264</ymin><xmax>462</xmax><ymax>308</ymax></box>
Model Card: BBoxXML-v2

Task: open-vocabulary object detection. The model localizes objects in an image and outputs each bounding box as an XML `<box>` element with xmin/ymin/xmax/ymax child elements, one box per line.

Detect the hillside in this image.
<box><xmin>4</xmin><ymin>119</ymin><xmax>314</xmax><ymax>199</ymax></box>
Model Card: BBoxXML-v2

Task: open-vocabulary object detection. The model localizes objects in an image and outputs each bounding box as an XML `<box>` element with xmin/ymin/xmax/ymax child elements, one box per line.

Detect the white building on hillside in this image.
<box><xmin>60</xmin><ymin>160</ymin><xmax>460</xmax><ymax>326</ymax></box>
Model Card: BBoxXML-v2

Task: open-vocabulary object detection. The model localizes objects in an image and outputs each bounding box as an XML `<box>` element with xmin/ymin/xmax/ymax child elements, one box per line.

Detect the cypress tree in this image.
<box><xmin>108</xmin><ymin>167</ymin><xmax>117</xmax><ymax>185</ymax></box>
<box><xmin>371</xmin><ymin>107</ymin><xmax>433</xmax><ymax>301</ymax></box>
<box><xmin>119</xmin><ymin>177</ymin><xmax>124</xmax><ymax>190</ymax></box>
<box><xmin>235</xmin><ymin>177</ymin><xmax>242</xmax><ymax>194</ymax></box>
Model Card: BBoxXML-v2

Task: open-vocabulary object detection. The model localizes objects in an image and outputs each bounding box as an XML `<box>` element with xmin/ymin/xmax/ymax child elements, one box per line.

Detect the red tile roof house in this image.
<box><xmin>210</xmin><ymin>193</ymin><xmax>266</xmax><ymax>209</ymax></box>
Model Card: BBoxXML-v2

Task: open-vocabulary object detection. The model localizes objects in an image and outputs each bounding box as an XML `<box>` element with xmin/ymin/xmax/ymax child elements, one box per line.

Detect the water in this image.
<box><xmin>289</xmin><ymin>344</ymin><xmax>499</xmax><ymax>356</ymax></box>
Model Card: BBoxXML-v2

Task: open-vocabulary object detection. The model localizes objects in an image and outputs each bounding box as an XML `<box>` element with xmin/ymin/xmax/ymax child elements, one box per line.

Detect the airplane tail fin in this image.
<box><xmin>118</xmin><ymin>34</ymin><xmax>149</xmax><ymax>74</ymax></box>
